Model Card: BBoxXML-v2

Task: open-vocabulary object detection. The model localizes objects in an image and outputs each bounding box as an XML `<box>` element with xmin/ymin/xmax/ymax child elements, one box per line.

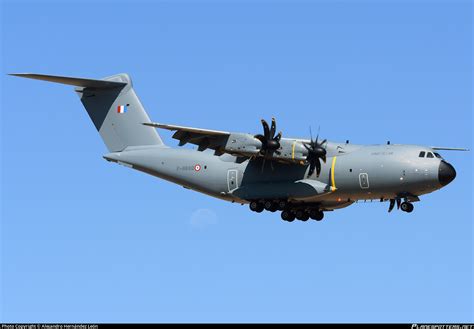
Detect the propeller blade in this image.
<box><xmin>274</xmin><ymin>131</ymin><xmax>282</xmax><ymax>142</ymax></box>
<box><xmin>308</xmin><ymin>161</ymin><xmax>316</xmax><ymax>177</ymax></box>
<box><xmin>254</xmin><ymin>134</ymin><xmax>266</xmax><ymax>154</ymax></box>
<box><xmin>388</xmin><ymin>199</ymin><xmax>395</xmax><ymax>212</ymax></box>
<box><xmin>254</xmin><ymin>134</ymin><xmax>265</xmax><ymax>143</ymax></box>
<box><xmin>315</xmin><ymin>159</ymin><xmax>321</xmax><ymax>177</ymax></box>
<box><xmin>261</xmin><ymin>119</ymin><xmax>270</xmax><ymax>139</ymax></box>
<box><xmin>270</xmin><ymin>118</ymin><xmax>276</xmax><ymax>138</ymax></box>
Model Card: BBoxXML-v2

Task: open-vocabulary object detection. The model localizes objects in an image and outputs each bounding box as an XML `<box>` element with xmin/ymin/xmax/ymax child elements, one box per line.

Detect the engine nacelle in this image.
<box><xmin>222</xmin><ymin>134</ymin><xmax>308</xmax><ymax>163</ymax></box>
<box><xmin>223</xmin><ymin>133</ymin><xmax>262</xmax><ymax>157</ymax></box>
<box><xmin>273</xmin><ymin>139</ymin><xmax>308</xmax><ymax>163</ymax></box>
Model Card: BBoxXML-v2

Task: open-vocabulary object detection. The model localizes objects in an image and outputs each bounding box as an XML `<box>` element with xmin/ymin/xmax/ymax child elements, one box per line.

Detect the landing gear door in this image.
<box><xmin>227</xmin><ymin>169</ymin><xmax>238</xmax><ymax>192</ymax></box>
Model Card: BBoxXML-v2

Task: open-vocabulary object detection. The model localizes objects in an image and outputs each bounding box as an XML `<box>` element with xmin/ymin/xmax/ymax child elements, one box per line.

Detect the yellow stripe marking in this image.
<box><xmin>331</xmin><ymin>156</ymin><xmax>337</xmax><ymax>189</ymax></box>
<box><xmin>292</xmin><ymin>141</ymin><xmax>296</xmax><ymax>160</ymax></box>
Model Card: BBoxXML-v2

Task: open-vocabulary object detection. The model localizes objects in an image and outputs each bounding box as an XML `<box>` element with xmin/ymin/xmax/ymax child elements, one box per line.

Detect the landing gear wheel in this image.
<box><xmin>309</xmin><ymin>209</ymin><xmax>324</xmax><ymax>221</ymax></box>
<box><xmin>295</xmin><ymin>210</ymin><xmax>304</xmax><ymax>220</ymax></box>
<box><xmin>250</xmin><ymin>201</ymin><xmax>260</xmax><ymax>211</ymax></box>
<box><xmin>249</xmin><ymin>201</ymin><xmax>263</xmax><ymax>212</ymax></box>
<box><xmin>400</xmin><ymin>202</ymin><xmax>414</xmax><ymax>213</ymax></box>
<box><xmin>295</xmin><ymin>210</ymin><xmax>309</xmax><ymax>221</ymax></box>
<box><xmin>281</xmin><ymin>210</ymin><xmax>295</xmax><ymax>222</ymax></box>
<box><xmin>250</xmin><ymin>201</ymin><xmax>264</xmax><ymax>213</ymax></box>
<box><xmin>269</xmin><ymin>204</ymin><xmax>278</xmax><ymax>212</ymax></box>
<box><xmin>264</xmin><ymin>200</ymin><xmax>273</xmax><ymax>211</ymax></box>
<box><xmin>277</xmin><ymin>200</ymin><xmax>287</xmax><ymax>210</ymax></box>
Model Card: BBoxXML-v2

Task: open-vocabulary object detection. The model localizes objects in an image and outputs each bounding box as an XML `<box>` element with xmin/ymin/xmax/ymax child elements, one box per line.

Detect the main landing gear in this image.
<box><xmin>249</xmin><ymin>200</ymin><xmax>324</xmax><ymax>222</ymax></box>
<box><xmin>282</xmin><ymin>208</ymin><xmax>323</xmax><ymax>222</ymax></box>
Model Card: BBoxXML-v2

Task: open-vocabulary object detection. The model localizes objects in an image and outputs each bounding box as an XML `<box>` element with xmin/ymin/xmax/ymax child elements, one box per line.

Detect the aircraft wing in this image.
<box><xmin>144</xmin><ymin>122</ymin><xmax>233</xmax><ymax>153</ymax></box>
<box><xmin>144</xmin><ymin>122</ymin><xmax>230</xmax><ymax>136</ymax></box>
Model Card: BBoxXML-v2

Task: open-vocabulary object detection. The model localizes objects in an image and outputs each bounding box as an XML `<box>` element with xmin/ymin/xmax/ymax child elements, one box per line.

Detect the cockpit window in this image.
<box><xmin>419</xmin><ymin>151</ymin><xmax>426</xmax><ymax>158</ymax></box>
<box><xmin>427</xmin><ymin>152</ymin><xmax>434</xmax><ymax>158</ymax></box>
<box><xmin>434</xmin><ymin>152</ymin><xmax>442</xmax><ymax>159</ymax></box>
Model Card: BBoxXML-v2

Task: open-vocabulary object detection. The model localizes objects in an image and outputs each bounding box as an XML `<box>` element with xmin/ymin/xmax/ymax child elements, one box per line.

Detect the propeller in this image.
<box><xmin>254</xmin><ymin>117</ymin><xmax>282</xmax><ymax>158</ymax></box>
<box><xmin>303</xmin><ymin>127</ymin><xmax>327</xmax><ymax>177</ymax></box>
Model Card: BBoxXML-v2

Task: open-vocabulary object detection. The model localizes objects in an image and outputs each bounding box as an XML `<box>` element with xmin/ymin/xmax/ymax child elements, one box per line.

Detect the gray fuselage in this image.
<box><xmin>11</xmin><ymin>72</ymin><xmax>457</xmax><ymax>216</ymax></box>
<box><xmin>104</xmin><ymin>140</ymin><xmax>454</xmax><ymax>211</ymax></box>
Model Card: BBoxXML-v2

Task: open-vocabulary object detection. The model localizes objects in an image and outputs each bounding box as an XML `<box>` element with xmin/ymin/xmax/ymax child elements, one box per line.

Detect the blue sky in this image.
<box><xmin>1</xmin><ymin>0</ymin><xmax>472</xmax><ymax>323</ymax></box>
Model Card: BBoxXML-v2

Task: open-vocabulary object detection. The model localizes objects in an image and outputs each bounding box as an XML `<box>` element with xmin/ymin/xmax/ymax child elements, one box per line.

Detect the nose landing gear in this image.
<box><xmin>388</xmin><ymin>198</ymin><xmax>414</xmax><ymax>213</ymax></box>
<box><xmin>400</xmin><ymin>201</ymin><xmax>414</xmax><ymax>213</ymax></box>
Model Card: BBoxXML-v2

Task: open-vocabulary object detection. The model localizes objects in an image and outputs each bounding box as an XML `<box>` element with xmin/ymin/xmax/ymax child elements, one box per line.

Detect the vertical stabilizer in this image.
<box><xmin>10</xmin><ymin>73</ymin><xmax>164</xmax><ymax>152</ymax></box>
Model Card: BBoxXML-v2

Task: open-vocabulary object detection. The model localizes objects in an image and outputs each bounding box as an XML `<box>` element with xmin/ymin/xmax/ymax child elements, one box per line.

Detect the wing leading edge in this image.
<box><xmin>431</xmin><ymin>147</ymin><xmax>469</xmax><ymax>151</ymax></box>
<box><xmin>144</xmin><ymin>122</ymin><xmax>233</xmax><ymax>153</ymax></box>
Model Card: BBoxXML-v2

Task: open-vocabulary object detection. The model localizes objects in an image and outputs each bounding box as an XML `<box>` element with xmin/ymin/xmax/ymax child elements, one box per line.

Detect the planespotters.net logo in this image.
<box><xmin>412</xmin><ymin>325</ymin><xmax>474</xmax><ymax>329</ymax></box>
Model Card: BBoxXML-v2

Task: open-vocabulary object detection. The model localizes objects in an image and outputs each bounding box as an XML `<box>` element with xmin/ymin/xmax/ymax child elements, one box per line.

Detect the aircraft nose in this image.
<box><xmin>438</xmin><ymin>160</ymin><xmax>456</xmax><ymax>186</ymax></box>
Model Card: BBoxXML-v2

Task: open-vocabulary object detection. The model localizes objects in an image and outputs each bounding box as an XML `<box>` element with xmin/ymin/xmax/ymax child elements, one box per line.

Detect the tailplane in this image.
<box><xmin>10</xmin><ymin>73</ymin><xmax>164</xmax><ymax>152</ymax></box>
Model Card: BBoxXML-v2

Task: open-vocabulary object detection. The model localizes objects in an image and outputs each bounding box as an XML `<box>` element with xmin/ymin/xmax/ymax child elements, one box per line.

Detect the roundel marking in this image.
<box><xmin>194</xmin><ymin>164</ymin><xmax>201</xmax><ymax>171</ymax></box>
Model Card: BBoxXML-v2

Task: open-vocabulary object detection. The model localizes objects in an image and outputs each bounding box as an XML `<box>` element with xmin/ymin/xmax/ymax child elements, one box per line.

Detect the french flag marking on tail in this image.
<box><xmin>117</xmin><ymin>105</ymin><xmax>127</xmax><ymax>114</ymax></box>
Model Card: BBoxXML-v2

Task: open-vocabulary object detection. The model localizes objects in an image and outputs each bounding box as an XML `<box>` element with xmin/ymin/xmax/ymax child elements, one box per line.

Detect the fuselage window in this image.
<box><xmin>434</xmin><ymin>152</ymin><xmax>442</xmax><ymax>159</ymax></box>
<box><xmin>427</xmin><ymin>152</ymin><xmax>434</xmax><ymax>158</ymax></box>
<box><xmin>419</xmin><ymin>151</ymin><xmax>426</xmax><ymax>158</ymax></box>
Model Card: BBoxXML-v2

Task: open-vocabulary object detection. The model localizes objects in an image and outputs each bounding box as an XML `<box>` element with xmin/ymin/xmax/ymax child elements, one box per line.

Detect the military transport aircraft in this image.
<box><xmin>11</xmin><ymin>73</ymin><xmax>468</xmax><ymax>222</ymax></box>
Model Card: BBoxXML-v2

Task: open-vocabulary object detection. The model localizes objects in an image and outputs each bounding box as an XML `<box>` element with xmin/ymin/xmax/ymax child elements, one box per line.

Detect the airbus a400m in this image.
<box><xmin>12</xmin><ymin>73</ymin><xmax>467</xmax><ymax>222</ymax></box>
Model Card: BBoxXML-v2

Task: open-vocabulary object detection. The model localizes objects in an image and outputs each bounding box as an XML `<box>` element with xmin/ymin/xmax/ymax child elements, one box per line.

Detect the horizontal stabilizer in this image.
<box><xmin>9</xmin><ymin>73</ymin><xmax>127</xmax><ymax>89</ymax></box>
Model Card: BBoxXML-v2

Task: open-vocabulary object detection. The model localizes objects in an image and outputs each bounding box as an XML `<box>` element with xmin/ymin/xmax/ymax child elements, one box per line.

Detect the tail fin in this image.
<box><xmin>10</xmin><ymin>73</ymin><xmax>164</xmax><ymax>152</ymax></box>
